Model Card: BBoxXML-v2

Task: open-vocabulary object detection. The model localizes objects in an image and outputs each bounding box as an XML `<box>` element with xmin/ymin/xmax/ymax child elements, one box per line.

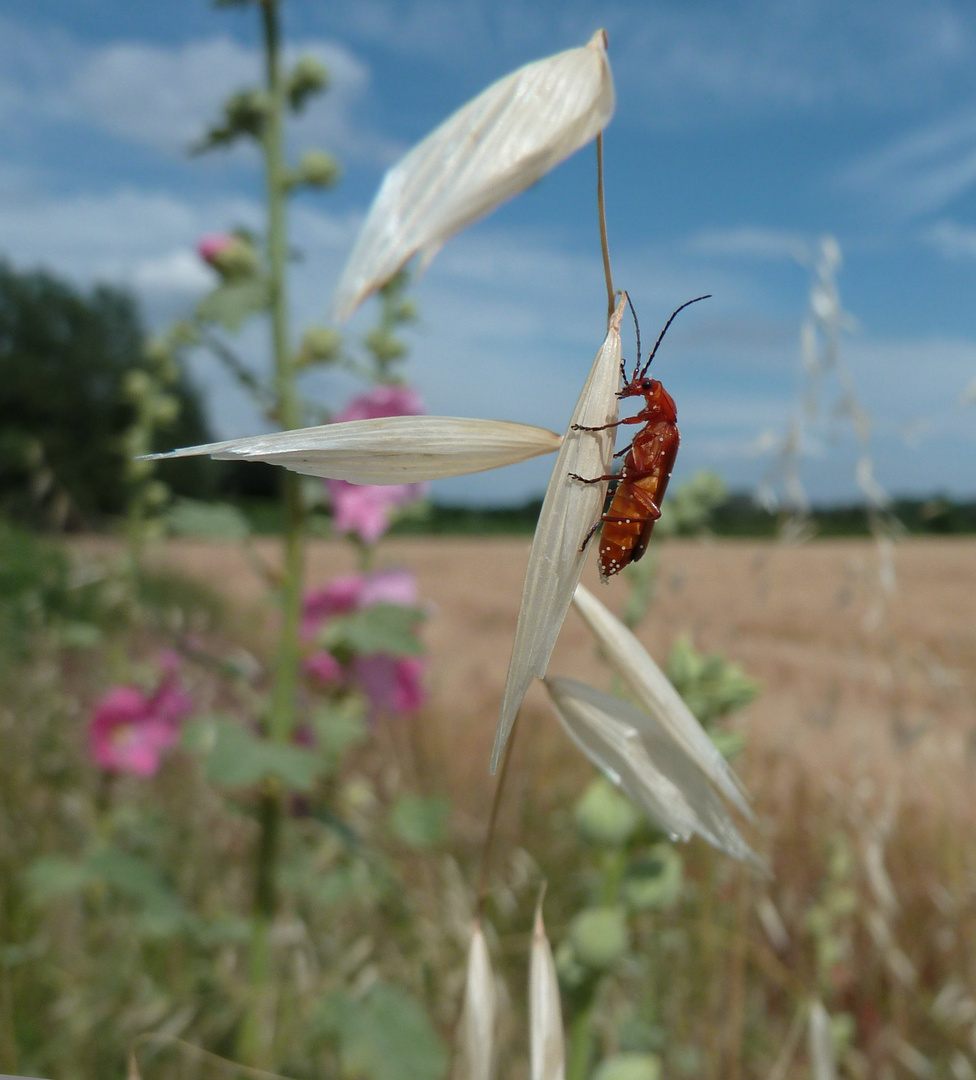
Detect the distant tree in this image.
<box><xmin>0</xmin><ymin>261</ymin><xmax>213</xmax><ymax>527</ymax></box>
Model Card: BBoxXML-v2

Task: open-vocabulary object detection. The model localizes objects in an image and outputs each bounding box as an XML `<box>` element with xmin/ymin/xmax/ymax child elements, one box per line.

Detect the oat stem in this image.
<box><xmin>475</xmin><ymin>712</ymin><xmax>521</xmax><ymax>919</ymax></box>
<box><xmin>596</xmin><ymin>133</ymin><xmax>614</xmax><ymax>325</ymax></box>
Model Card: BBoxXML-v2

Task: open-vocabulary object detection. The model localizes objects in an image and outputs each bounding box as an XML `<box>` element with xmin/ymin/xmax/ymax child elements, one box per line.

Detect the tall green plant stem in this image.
<box><xmin>261</xmin><ymin>0</ymin><xmax>304</xmax><ymax>749</ymax></box>
<box><xmin>241</xmin><ymin>0</ymin><xmax>302</xmax><ymax>1063</ymax></box>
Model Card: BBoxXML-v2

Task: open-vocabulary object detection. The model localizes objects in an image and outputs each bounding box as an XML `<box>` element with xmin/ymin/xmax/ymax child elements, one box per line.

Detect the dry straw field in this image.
<box><xmin>126</xmin><ymin>533</ymin><xmax>976</xmax><ymax>827</ymax></box>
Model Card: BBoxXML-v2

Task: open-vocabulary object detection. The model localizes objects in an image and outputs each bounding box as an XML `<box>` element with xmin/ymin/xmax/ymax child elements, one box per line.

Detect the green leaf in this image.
<box><xmin>592</xmin><ymin>1053</ymin><xmax>663</xmax><ymax>1080</ymax></box>
<box><xmin>194</xmin><ymin>717</ymin><xmax>323</xmax><ymax>791</ymax></box>
<box><xmin>57</xmin><ymin>621</ymin><xmax>103</xmax><ymax>648</ymax></box>
<box><xmin>24</xmin><ymin>855</ymin><xmax>91</xmax><ymax>900</ymax></box>
<box><xmin>86</xmin><ymin>849</ymin><xmax>184</xmax><ymax>923</ymax></box>
<box><xmin>389</xmin><ymin>794</ymin><xmax>450</xmax><ymax>849</ymax></box>
<box><xmin>26</xmin><ymin>849</ymin><xmax>183</xmax><ymax>925</ymax></box>
<box><xmin>665</xmin><ymin>635</ymin><xmax>760</xmax><ymax>726</ymax></box>
<box><xmin>165</xmin><ymin>498</ymin><xmax>251</xmax><ymax>541</ymax></box>
<box><xmin>319</xmin><ymin>984</ymin><xmax>448</xmax><ymax>1080</ymax></box>
<box><xmin>325</xmin><ymin>604</ymin><xmax>426</xmax><ymax>657</ymax></box>
<box><xmin>195</xmin><ymin>278</ymin><xmax>269</xmax><ymax>332</ymax></box>
<box><xmin>313</xmin><ymin>699</ymin><xmax>368</xmax><ymax>764</ymax></box>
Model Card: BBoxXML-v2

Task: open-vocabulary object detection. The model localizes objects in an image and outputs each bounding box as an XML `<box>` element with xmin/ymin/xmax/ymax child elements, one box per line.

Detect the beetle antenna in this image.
<box><xmin>639</xmin><ymin>294</ymin><xmax>711</xmax><ymax>378</ymax></box>
<box><xmin>624</xmin><ymin>291</ymin><xmax>642</xmax><ymax>380</ymax></box>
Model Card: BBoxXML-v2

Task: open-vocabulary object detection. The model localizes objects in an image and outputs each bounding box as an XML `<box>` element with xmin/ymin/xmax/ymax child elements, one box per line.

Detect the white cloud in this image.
<box><xmin>0</xmin><ymin>21</ymin><xmax>398</xmax><ymax>166</ymax></box>
<box><xmin>0</xmin><ymin>188</ymin><xmax>258</xmax><ymax>285</ymax></box>
<box><xmin>131</xmin><ymin>250</ymin><xmax>215</xmax><ymax>293</ymax></box>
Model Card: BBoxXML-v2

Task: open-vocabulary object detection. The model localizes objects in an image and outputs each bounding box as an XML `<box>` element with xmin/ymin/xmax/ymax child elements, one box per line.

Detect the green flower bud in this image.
<box><xmin>169</xmin><ymin>320</ymin><xmax>199</xmax><ymax>348</ymax></box>
<box><xmin>554</xmin><ymin>939</ymin><xmax>588</xmax><ymax>989</ymax></box>
<box><xmin>568</xmin><ymin>907</ymin><xmax>629</xmax><ymax>970</ymax></box>
<box><xmin>155</xmin><ymin>355</ymin><xmax>182</xmax><ymax>387</ymax></box>
<box><xmin>151</xmin><ymin>394</ymin><xmax>180</xmax><ymax>426</ymax></box>
<box><xmin>592</xmin><ymin>1054</ymin><xmax>662</xmax><ymax>1080</ymax></box>
<box><xmin>296</xmin><ymin>149</ymin><xmax>340</xmax><ymax>188</ymax></box>
<box><xmin>126</xmin><ymin>458</ymin><xmax>154</xmax><ymax>483</ymax></box>
<box><xmin>299</xmin><ymin>324</ymin><xmax>341</xmax><ymax>365</ymax></box>
<box><xmin>574</xmin><ymin>776</ymin><xmax>640</xmax><ymax>845</ymax></box>
<box><xmin>288</xmin><ymin>56</ymin><xmax>330</xmax><ymax>110</ymax></box>
<box><xmin>210</xmin><ymin>237</ymin><xmax>260</xmax><ymax>279</ymax></box>
<box><xmin>123</xmin><ymin>369</ymin><xmax>154</xmax><ymax>402</ymax></box>
<box><xmin>224</xmin><ymin>89</ymin><xmax>270</xmax><ymax>136</ymax></box>
<box><xmin>144</xmin><ymin>336</ymin><xmax>171</xmax><ymax>366</ymax></box>
<box><xmin>621</xmin><ymin>844</ymin><xmax>683</xmax><ymax>911</ymax></box>
<box><xmin>143</xmin><ymin>480</ymin><xmax>170</xmax><ymax>508</ymax></box>
<box><xmin>142</xmin><ymin>518</ymin><xmax>166</xmax><ymax>544</ymax></box>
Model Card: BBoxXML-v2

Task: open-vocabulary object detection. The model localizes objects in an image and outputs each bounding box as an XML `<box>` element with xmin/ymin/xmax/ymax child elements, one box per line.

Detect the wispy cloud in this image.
<box><xmin>319</xmin><ymin>0</ymin><xmax>976</xmax><ymax>126</ymax></box>
<box><xmin>921</xmin><ymin>218</ymin><xmax>976</xmax><ymax>258</ymax></box>
<box><xmin>839</xmin><ymin>108</ymin><xmax>976</xmax><ymax>217</ymax></box>
<box><xmin>607</xmin><ymin>1</ymin><xmax>974</xmax><ymax>127</ymax></box>
<box><xmin>685</xmin><ymin>226</ymin><xmax>810</xmax><ymax>263</ymax></box>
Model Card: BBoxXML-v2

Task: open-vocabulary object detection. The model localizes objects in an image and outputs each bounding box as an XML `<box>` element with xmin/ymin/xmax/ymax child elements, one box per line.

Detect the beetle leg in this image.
<box><xmin>568</xmin><ymin>471</ymin><xmax>618</xmax><ymax>484</ymax></box>
<box><xmin>571</xmin><ymin>420</ymin><xmax>623</xmax><ymax>433</ymax></box>
<box><xmin>579</xmin><ymin>519</ymin><xmax>602</xmax><ymax>552</ymax></box>
<box><xmin>572</xmin><ymin>415</ymin><xmax>644</xmax><ymax>433</ymax></box>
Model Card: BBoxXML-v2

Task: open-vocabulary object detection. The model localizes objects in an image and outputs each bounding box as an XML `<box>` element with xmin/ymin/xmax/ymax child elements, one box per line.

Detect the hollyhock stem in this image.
<box><xmin>261</xmin><ymin>0</ymin><xmax>305</xmax><ymax>748</ymax></box>
<box><xmin>240</xmin><ymin>0</ymin><xmax>303</xmax><ymax>1064</ymax></box>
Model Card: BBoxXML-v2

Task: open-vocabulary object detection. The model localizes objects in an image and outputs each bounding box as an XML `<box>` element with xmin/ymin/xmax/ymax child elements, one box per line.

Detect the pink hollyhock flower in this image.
<box><xmin>303</xmin><ymin>650</ymin><xmax>345</xmax><ymax>686</ymax></box>
<box><xmin>302</xmin><ymin>573</ymin><xmax>366</xmax><ymax>638</ymax></box>
<box><xmin>89</xmin><ymin>663</ymin><xmax>192</xmax><ymax>776</ymax></box>
<box><xmin>327</xmin><ymin>384</ymin><xmax>428</xmax><ymax>543</ymax></box>
<box><xmin>303</xmin><ymin>569</ymin><xmax>419</xmax><ymax>640</ymax></box>
<box><xmin>354</xmin><ymin>655</ymin><xmax>426</xmax><ymax>718</ymax></box>
<box><xmin>336</xmin><ymin>384</ymin><xmax>426</xmax><ymax>423</ymax></box>
<box><xmin>327</xmin><ymin>478</ymin><xmax>426</xmax><ymax>543</ymax></box>
<box><xmin>359</xmin><ymin>568</ymin><xmax>419</xmax><ymax>608</ymax></box>
<box><xmin>302</xmin><ymin>569</ymin><xmax>426</xmax><ymax>715</ymax></box>
<box><xmin>197</xmin><ymin>233</ymin><xmax>235</xmax><ymax>266</ymax></box>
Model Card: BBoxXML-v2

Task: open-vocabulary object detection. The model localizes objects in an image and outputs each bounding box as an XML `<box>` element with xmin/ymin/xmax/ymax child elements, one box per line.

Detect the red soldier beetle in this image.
<box><xmin>570</xmin><ymin>293</ymin><xmax>711</xmax><ymax>581</ymax></box>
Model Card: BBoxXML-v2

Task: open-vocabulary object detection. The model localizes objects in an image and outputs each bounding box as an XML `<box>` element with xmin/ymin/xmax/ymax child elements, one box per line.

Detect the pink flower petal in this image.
<box><xmin>354</xmin><ymin>654</ymin><xmax>426</xmax><ymax>719</ymax></box>
<box><xmin>359</xmin><ymin>568</ymin><xmax>418</xmax><ymax>608</ymax></box>
<box><xmin>197</xmin><ymin>233</ymin><xmax>235</xmax><ymax>265</ymax></box>
<box><xmin>304</xmin><ymin>650</ymin><xmax>345</xmax><ymax>685</ymax></box>
<box><xmin>88</xmin><ymin>668</ymin><xmax>193</xmax><ymax>777</ymax></box>
<box><xmin>337</xmin><ymin>384</ymin><xmax>426</xmax><ymax>423</ymax></box>
<box><xmin>302</xmin><ymin>573</ymin><xmax>366</xmax><ymax>638</ymax></box>
<box><xmin>327</xmin><ymin>479</ymin><xmax>427</xmax><ymax>543</ymax></box>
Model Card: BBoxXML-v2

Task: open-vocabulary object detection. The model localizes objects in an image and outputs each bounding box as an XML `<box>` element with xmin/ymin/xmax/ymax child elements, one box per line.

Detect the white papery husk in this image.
<box><xmin>807</xmin><ymin>1000</ymin><xmax>838</xmax><ymax>1080</ymax></box>
<box><xmin>455</xmin><ymin>922</ymin><xmax>496</xmax><ymax>1080</ymax></box>
<box><xmin>490</xmin><ymin>295</ymin><xmax>626</xmax><ymax>772</ymax></box>
<box><xmin>572</xmin><ymin>583</ymin><xmax>752</xmax><ymax>817</ymax></box>
<box><xmin>545</xmin><ymin>676</ymin><xmax>757</xmax><ymax>863</ymax></box>
<box><xmin>332</xmin><ymin>30</ymin><xmax>615</xmax><ymax>321</ymax></box>
<box><xmin>530</xmin><ymin>891</ymin><xmax>565</xmax><ymax>1080</ymax></box>
<box><xmin>144</xmin><ymin>416</ymin><xmax>561</xmax><ymax>484</ymax></box>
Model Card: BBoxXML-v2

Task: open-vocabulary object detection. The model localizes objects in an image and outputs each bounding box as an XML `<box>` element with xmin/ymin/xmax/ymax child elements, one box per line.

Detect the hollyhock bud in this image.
<box><xmin>198</xmin><ymin>233</ymin><xmax>259</xmax><ymax>278</ymax></box>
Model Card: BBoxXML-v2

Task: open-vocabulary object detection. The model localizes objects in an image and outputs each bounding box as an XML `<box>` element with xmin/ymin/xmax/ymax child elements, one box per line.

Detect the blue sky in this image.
<box><xmin>2</xmin><ymin>0</ymin><xmax>975</xmax><ymax>506</ymax></box>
